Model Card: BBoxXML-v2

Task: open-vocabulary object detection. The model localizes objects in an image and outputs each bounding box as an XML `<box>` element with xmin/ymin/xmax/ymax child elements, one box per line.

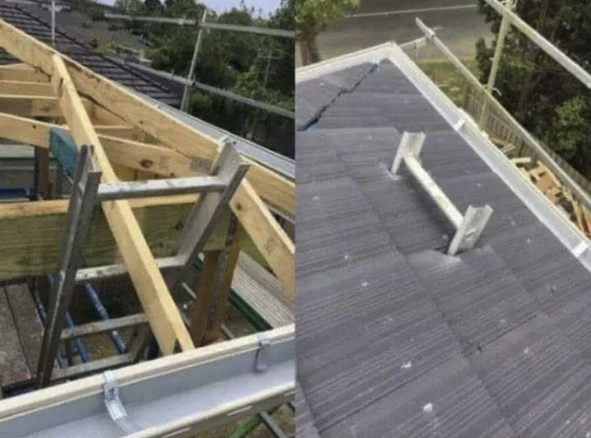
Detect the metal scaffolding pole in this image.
<box><xmin>479</xmin><ymin>0</ymin><xmax>515</xmax><ymax>125</ymax></box>
<box><xmin>200</xmin><ymin>22</ymin><xmax>294</xmax><ymax>38</ymax></box>
<box><xmin>103</xmin><ymin>13</ymin><xmax>295</xmax><ymax>38</ymax></box>
<box><xmin>122</xmin><ymin>60</ymin><xmax>295</xmax><ymax>118</ymax></box>
<box><xmin>485</xmin><ymin>0</ymin><xmax>591</xmax><ymax>90</ymax></box>
<box><xmin>180</xmin><ymin>8</ymin><xmax>207</xmax><ymax>113</ymax></box>
<box><xmin>487</xmin><ymin>0</ymin><xmax>516</xmax><ymax>91</ymax></box>
<box><xmin>50</xmin><ymin>0</ymin><xmax>55</xmax><ymax>45</ymax></box>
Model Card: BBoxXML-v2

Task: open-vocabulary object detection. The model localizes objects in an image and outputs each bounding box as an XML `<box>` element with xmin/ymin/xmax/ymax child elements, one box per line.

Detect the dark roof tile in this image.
<box><xmin>0</xmin><ymin>4</ymin><xmax>179</xmax><ymax>106</ymax></box>
<box><xmin>296</xmin><ymin>51</ymin><xmax>591</xmax><ymax>437</ymax></box>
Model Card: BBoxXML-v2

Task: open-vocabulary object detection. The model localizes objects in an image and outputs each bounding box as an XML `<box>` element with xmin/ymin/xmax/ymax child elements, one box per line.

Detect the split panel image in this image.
<box><xmin>295</xmin><ymin>2</ymin><xmax>591</xmax><ymax>436</ymax></box>
<box><xmin>0</xmin><ymin>1</ymin><xmax>295</xmax><ymax>438</ymax></box>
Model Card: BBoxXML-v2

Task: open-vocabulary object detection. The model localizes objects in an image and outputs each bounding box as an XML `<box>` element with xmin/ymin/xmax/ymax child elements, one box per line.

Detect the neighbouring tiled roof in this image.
<box><xmin>0</xmin><ymin>3</ymin><xmax>180</xmax><ymax>106</ymax></box>
<box><xmin>296</xmin><ymin>55</ymin><xmax>591</xmax><ymax>437</ymax></box>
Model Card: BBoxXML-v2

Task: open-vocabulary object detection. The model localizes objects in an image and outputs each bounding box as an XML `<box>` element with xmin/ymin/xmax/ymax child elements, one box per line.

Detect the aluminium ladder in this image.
<box><xmin>36</xmin><ymin>139</ymin><xmax>249</xmax><ymax>387</ymax></box>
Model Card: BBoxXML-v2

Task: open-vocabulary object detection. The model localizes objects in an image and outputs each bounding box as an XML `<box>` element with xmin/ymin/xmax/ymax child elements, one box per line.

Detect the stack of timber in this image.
<box><xmin>511</xmin><ymin>157</ymin><xmax>591</xmax><ymax>238</ymax></box>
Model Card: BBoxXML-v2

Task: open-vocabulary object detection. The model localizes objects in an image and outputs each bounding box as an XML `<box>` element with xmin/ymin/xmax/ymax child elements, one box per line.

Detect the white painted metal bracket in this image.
<box><xmin>572</xmin><ymin>240</ymin><xmax>589</xmax><ymax>259</ymax></box>
<box><xmin>255</xmin><ymin>335</ymin><xmax>270</xmax><ymax>373</ymax></box>
<box><xmin>103</xmin><ymin>371</ymin><xmax>139</xmax><ymax>434</ymax></box>
<box><xmin>392</xmin><ymin>131</ymin><xmax>494</xmax><ymax>256</ymax></box>
<box><xmin>448</xmin><ymin>205</ymin><xmax>494</xmax><ymax>255</ymax></box>
<box><xmin>391</xmin><ymin>131</ymin><xmax>426</xmax><ymax>175</ymax></box>
<box><xmin>453</xmin><ymin>117</ymin><xmax>466</xmax><ymax>132</ymax></box>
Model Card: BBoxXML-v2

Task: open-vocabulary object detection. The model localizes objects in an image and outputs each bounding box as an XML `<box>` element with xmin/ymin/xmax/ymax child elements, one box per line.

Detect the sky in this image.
<box><xmin>201</xmin><ymin>0</ymin><xmax>281</xmax><ymax>15</ymax></box>
<box><xmin>99</xmin><ymin>0</ymin><xmax>282</xmax><ymax>15</ymax></box>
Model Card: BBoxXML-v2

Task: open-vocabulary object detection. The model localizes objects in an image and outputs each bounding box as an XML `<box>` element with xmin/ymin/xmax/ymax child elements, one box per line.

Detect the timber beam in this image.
<box><xmin>0</xmin><ymin>66</ymin><xmax>49</xmax><ymax>82</ymax></box>
<box><xmin>92</xmin><ymin>125</ymin><xmax>146</xmax><ymax>141</ymax></box>
<box><xmin>0</xmin><ymin>95</ymin><xmax>91</xmax><ymax>117</ymax></box>
<box><xmin>0</xmin><ymin>18</ymin><xmax>295</xmax><ymax>297</ymax></box>
<box><xmin>0</xmin><ymin>198</ymin><xmax>252</xmax><ymax>282</ymax></box>
<box><xmin>92</xmin><ymin>104</ymin><xmax>128</xmax><ymax>125</ymax></box>
<box><xmin>0</xmin><ymin>80</ymin><xmax>53</xmax><ymax>96</ymax></box>
<box><xmin>0</xmin><ymin>63</ymin><xmax>30</xmax><ymax>69</ymax></box>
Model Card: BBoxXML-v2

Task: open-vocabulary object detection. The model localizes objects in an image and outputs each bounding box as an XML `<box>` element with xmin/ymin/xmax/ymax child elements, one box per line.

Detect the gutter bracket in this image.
<box><xmin>255</xmin><ymin>336</ymin><xmax>270</xmax><ymax>373</ymax></box>
<box><xmin>573</xmin><ymin>240</ymin><xmax>589</xmax><ymax>258</ymax></box>
<box><xmin>453</xmin><ymin>117</ymin><xmax>466</xmax><ymax>132</ymax></box>
<box><xmin>103</xmin><ymin>371</ymin><xmax>139</xmax><ymax>434</ymax></box>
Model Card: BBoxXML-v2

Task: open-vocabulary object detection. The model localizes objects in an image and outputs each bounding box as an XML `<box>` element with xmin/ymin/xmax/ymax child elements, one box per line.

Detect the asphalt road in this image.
<box><xmin>316</xmin><ymin>0</ymin><xmax>493</xmax><ymax>61</ymax></box>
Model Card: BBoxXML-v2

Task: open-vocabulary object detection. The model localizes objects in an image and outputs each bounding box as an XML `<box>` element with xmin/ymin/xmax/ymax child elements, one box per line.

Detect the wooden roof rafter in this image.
<box><xmin>0</xmin><ymin>112</ymin><xmax>295</xmax><ymax>216</ymax></box>
<box><xmin>0</xmin><ymin>18</ymin><xmax>295</xmax><ymax>355</ymax></box>
<box><xmin>0</xmin><ymin>63</ymin><xmax>49</xmax><ymax>81</ymax></box>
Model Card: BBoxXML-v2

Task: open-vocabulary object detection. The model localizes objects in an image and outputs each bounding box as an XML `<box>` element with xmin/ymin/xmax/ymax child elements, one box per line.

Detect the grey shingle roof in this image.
<box><xmin>296</xmin><ymin>49</ymin><xmax>591</xmax><ymax>437</ymax></box>
<box><xmin>0</xmin><ymin>3</ymin><xmax>179</xmax><ymax>106</ymax></box>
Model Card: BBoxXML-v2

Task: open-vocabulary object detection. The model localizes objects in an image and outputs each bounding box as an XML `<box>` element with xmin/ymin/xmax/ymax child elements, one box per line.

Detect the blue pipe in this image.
<box><xmin>83</xmin><ymin>283</ymin><xmax>127</xmax><ymax>354</ymax></box>
<box><xmin>65</xmin><ymin>313</ymin><xmax>90</xmax><ymax>362</ymax></box>
<box><xmin>147</xmin><ymin>337</ymin><xmax>159</xmax><ymax>360</ymax></box>
<box><xmin>45</xmin><ymin>275</ymin><xmax>90</xmax><ymax>363</ymax></box>
<box><xmin>0</xmin><ymin>188</ymin><xmax>33</xmax><ymax>199</ymax></box>
<box><xmin>30</xmin><ymin>287</ymin><xmax>65</xmax><ymax>368</ymax></box>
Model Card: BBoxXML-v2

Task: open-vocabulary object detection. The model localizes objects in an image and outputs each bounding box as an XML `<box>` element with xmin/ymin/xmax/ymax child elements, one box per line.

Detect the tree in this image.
<box><xmin>475</xmin><ymin>0</ymin><xmax>591</xmax><ymax>177</ymax></box>
<box><xmin>114</xmin><ymin>0</ymin><xmax>144</xmax><ymax>14</ymax></box>
<box><xmin>295</xmin><ymin>0</ymin><xmax>359</xmax><ymax>66</ymax></box>
<box><xmin>144</xmin><ymin>0</ymin><xmax>163</xmax><ymax>14</ymax></box>
<box><xmin>139</xmin><ymin>0</ymin><xmax>294</xmax><ymax>156</ymax></box>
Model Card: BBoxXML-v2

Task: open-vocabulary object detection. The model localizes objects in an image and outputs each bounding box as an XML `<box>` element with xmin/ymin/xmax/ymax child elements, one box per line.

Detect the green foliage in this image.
<box><xmin>97</xmin><ymin>40</ymin><xmax>115</xmax><ymax>55</ymax></box>
<box><xmin>545</xmin><ymin>95</ymin><xmax>591</xmax><ymax>176</ymax></box>
<box><xmin>87</xmin><ymin>37</ymin><xmax>99</xmax><ymax>48</ymax></box>
<box><xmin>71</xmin><ymin>0</ymin><xmax>105</xmax><ymax>21</ymax></box>
<box><xmin>144</xmin><ymin>0</ymin><xmax>163</xmax><ymax>13</ymax></box>
<box><xmin>107</xmin><ymin>22</ymin><xmax>123</xmax><ymax>31</ymax></box>
<box><xmin>114</xmin><ymin>0</ymin><xmax>144</xmax><ymax>14</ymax></box>
<box><xmin>475</xmin><ymin>0</ymin><xmax>591</xmax><ymax>176</ymax></box>
<box><xmin>548</xmin><ymin>96</ymin><xmax>591</xmax><ymax>160</ymax></box>
<box><xmin>294</xmin><ymin>0</ymin><xmax>358</xmax><ymax>34</ymax></box>
<box><xmin>87</xmin><ymin>4</ymin><xmax>105</xmax><ymax>21</ymax></box>
<box><xmin>419</xmin><ymin>60</ymin><xmax>479</xmax><ymax>106</ymax></box>
<box><xmin>126</xmin><ymin>0</ymin><xmax>294</xmax><ymax>156</ymax></box>
<box><xmin>295</xmin><ymin>0</ymin><xmax>358</xmax><ymax>64</ymax></box>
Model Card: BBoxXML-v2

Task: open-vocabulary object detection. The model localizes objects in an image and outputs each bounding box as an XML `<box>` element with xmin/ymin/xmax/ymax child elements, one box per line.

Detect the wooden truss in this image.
<box><xmin>0</xmin><ymin>19</ymin><xmax>295</xmax><ymax>380</ymax></box>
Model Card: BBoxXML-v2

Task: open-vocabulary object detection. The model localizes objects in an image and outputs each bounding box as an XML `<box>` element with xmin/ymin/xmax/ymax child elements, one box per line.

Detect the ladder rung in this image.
<box><xmin>392</xmin><ymin>131</ymin><xmax>493</xmax><ymax>255</ymax></box>
<box><xmin>60</xmin><ymin>314</ymin><xmax>149</xmax><ymax>341</ymax></box>
<box><xmin>97</xmin><ymin>176</ymin><xmax>227</xmax><ymax>201</ymax></box>
<box><xmin>75</xmin><ymin>256</ymin><xmax>186</xmax><ymax>283</ymax></box>
<box><xmin>51</xmin><ymin>353</ymin><xmax>134</xmax><ymax>382</ymax></box>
